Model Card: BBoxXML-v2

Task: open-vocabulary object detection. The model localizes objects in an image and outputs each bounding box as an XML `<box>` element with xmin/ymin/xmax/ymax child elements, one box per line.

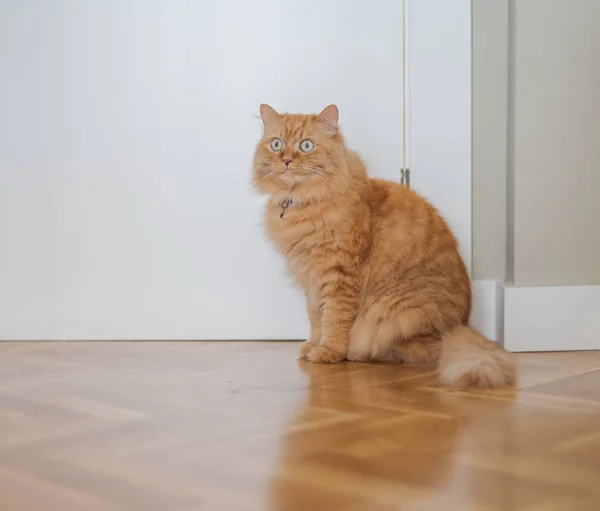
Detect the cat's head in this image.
<box><xmin>252</xmin><ymin>104</ymin><xmax>350</xmax><ymax>202</ymax></box>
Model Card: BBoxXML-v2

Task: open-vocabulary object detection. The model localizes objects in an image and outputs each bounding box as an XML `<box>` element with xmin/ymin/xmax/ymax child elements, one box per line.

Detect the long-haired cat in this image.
<box><xmin>252</xmin><ymin>104</ymin><xmax>515</xmax><ymax>388</ymax></box>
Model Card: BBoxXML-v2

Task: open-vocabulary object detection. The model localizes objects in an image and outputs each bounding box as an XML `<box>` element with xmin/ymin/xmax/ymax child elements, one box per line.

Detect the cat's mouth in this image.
<box><xmin>278</xmin><ymin>169</ymin><xmax>306</xmax><ymax>185</ymax></box>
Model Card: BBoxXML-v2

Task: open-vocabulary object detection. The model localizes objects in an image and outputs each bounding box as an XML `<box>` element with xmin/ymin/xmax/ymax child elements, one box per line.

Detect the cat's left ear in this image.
<box><xmin>260</xmin><ymin>104</ymin><xmax>280</xmax><ymax>130</ymax></box>
<box><xmin>318</xmin><ymin>104</ymin><xmax>339</xmax><ymax>134</ymax></box>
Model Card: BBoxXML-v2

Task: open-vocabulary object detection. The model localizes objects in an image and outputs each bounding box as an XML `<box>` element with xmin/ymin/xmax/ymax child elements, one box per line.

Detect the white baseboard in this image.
<box><xmin>471</xmin><ymin>281</ymin><xmax>600</xmax><ymax>352</ymax></box>
<box><xmin>470</xmin><ymin>280</ymin><xmax>501</xmax><ymax>342</ymax></box>
<box><xmin>503</xmin><ymin>284</ymin><xmax>600</xmax><ymax>352</ymax></box>
<box><xmin>3</xmin><ymin>281</ymin><xmax>596</xmax><ymax>350</ymax></box>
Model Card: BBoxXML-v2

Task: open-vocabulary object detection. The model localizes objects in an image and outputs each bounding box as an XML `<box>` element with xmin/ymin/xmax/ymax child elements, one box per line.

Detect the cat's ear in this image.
<box><xmin>259</xmin><ymin>104</ymin><xmax>280</xmax><ymax>130</ymax></box>
<box><xmin>318</xmin><ymin>104</ymin><xmax>339</xmax><ymax>134</ymax></box>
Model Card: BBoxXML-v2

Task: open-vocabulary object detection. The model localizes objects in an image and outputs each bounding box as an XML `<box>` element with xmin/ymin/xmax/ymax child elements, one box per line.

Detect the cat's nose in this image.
<box><xmin>283</xmin><ymin>158</ymin><xmax>293</xmax><ymax>166</ymax></box>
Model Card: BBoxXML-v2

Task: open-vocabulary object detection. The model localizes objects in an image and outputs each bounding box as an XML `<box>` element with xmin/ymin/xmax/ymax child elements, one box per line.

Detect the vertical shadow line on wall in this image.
<box><xmin>505</xmin><ymin>0</ymin><xmax>517</xmax><ymax>284</ymax></box>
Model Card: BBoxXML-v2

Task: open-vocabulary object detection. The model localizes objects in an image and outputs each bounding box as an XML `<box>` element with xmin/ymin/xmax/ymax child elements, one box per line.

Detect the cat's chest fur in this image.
<box><xmin>265</xmin><ymin>201</ymin><xmax>350</xmax><ymax>285</ymax></box>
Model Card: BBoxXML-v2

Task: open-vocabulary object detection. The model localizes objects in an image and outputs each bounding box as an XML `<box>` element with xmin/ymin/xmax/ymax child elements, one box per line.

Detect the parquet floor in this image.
<box><xmin>1</xmin><ymin>342</ymin><xmax>600</xmax><ymax>511</ymax></box>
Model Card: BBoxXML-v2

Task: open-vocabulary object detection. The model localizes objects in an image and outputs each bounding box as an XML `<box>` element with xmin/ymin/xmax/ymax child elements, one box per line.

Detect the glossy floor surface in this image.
<box><xmin>1</xmin><ymin>342</ymin><xmax>600</xmax><ymax>511</ymax></box>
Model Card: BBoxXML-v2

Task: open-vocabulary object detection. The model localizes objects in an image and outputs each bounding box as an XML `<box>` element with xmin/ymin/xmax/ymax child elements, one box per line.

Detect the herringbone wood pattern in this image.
<box><xmin>1</xmin><ymin>342</ymin><xmax>600</xmax><ymax>510</ymax></box>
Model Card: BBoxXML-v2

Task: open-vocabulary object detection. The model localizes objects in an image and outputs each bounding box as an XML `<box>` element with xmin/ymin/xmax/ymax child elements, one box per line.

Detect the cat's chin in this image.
<box><xmin>277</xmin><ymin>172</ymin><xmax>306</xmax><ymax>187</ymax></box>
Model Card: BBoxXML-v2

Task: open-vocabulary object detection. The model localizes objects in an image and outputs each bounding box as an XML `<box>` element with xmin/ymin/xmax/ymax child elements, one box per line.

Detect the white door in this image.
<box><xmin>0</xmin><ymin>0</ymin><xmax>471</xmax><ymax>340</ymax></box>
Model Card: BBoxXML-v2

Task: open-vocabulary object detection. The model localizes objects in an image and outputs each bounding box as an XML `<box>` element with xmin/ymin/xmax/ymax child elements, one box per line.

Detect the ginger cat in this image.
<box><xmin>252</xmin><ymin>104</ymin><xmax>515</xmax><ymax>388</ymax></box>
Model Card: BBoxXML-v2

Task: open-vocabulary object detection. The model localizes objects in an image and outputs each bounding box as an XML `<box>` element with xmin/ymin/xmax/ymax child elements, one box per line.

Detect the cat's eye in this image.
<box><xmin>299</xmin><ymin>139</ymin><xmax>315</xmax><ymax>153</ymax></box>
<box><xmin>270</xmin><ymin>138</ymin><xmax>283</xmax><ymax>151</ymax></box>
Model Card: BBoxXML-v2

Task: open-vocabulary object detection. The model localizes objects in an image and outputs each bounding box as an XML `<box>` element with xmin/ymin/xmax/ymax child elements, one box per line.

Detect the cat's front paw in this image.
<box><xmin>306</xmin><ymin>346</ymin><xmax>346</xmax><ymax>363</ymax></box>
<box><xmin>299</xmin><ymin>340</ymin><xmax>318</xmax><ymax>359</ymax></box>
<box><xmin>346</xmin><ymin>349</ymin><xmax>371</xmax><ymax>362</ymax></box>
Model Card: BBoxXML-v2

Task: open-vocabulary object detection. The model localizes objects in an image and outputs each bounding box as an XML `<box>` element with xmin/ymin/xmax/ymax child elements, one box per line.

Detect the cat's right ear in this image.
<box><xmin>259</xmin><ymin>104</ymin><xmax>280</xmax><ymax>130</ymax></box>
<box><xmin>318</xmin><ymin>104</ymin><xmax>339</xmax><ymax>135</ymax></box>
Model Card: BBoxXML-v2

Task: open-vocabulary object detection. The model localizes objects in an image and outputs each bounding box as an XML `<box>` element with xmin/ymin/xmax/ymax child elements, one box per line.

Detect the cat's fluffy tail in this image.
<box><xmin>437</xmin><ymin>326</ymin><xmax>516</xmax><ymax>388</ymax></box>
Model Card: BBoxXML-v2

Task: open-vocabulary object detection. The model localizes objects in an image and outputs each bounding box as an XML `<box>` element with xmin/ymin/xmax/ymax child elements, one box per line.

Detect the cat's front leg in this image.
<box><xmin>299</xmin><ymin>299</ymin><xmax>322</xmax><ymax>359</ymax></box>
<box><xmin>306</xmin><ymin>278</ymin><xmax>357</xmax><ymax>364</ymax></box>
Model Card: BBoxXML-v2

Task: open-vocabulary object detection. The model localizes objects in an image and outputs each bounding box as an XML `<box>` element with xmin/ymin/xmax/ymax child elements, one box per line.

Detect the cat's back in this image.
<box><xmin>366</xmin><ymin>177</ymin><xmax>463</xmax><ymax>271</ymax></box>
<box><xmin>369</xmin><ymin>178</ymin><xmax>449</xmax><ymax>232</ymax></box>
<box><xmin>365</xmin><ymin>177</ymin><xmax>470</xmax><ymax>320</ymax></box>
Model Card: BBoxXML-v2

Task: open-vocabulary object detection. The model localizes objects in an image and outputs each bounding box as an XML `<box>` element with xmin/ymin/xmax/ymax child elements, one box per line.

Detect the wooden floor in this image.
<box><xmin>1</xmin><ymin>343</ymin><xmax>600</xmax><ymax>511</ymax></box>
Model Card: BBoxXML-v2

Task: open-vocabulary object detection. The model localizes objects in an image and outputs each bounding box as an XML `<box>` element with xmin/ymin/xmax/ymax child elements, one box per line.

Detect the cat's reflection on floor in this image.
<box><xmin>267</xmin><ymin>360</ymin><xmax>481</xmax><ymax>511</ymax></box>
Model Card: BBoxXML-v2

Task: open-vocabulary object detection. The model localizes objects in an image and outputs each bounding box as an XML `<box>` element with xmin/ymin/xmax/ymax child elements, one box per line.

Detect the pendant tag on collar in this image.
<box><xmin>280</xmin><ymin>198</ymin><xmax>292</xmax><ymax>219</ymax></box>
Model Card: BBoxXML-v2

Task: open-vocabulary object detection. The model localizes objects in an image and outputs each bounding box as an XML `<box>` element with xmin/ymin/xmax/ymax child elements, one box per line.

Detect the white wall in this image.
<box><xmin>472</xmin><ymin>0</ymin><xmax>508</xmax><ymax>281</ymax></box>
<box><xmin>0</xmin><ymin>0</ymin><xmax>407</xmax><ymax>340</ymax></box>
<box><xmin>512</xmin><ymin>0</ymin><xmax>600</xmax><ymax>286</ymax></box>
<box><xmin>472</xmin><ymin>0</ymin><xmax>600</xmax><ymax>287</ymax></box>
